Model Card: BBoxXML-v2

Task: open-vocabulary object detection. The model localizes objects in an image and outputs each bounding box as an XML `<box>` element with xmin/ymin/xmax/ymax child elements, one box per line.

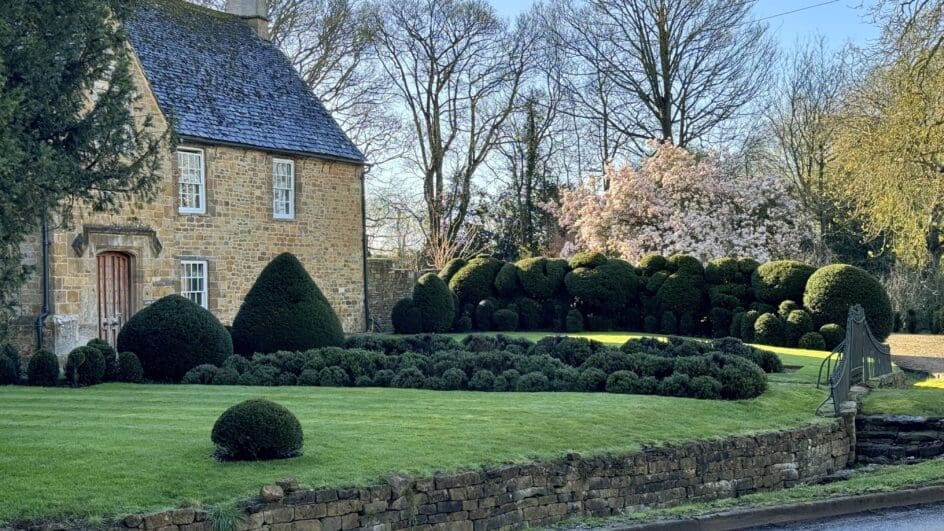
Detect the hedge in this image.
<box><xmin>516</xmin><ymin>257</ymin><xmax>568</xmax><ymax>299</ymax></box>
<box><xmin>412</xmin><ymin>273</ymin><xmax>456</xmax><ymax>333</ymax></box>
<box><xmin>449</xmin><ymin>256</ymin><xmax>503</xmax><ymax>306</ymax></box>
<box><xmin>392</xmin><ymin>298</ymin><xmax>423</xmax><ymax>334</ymax></box>
<box><xmin>0</xmin><ymin>344</ymin><xmax>19</xmax><ymax>385</ymax></box>
<box><xmin>803</xmin><ymin>264</ymin><xmax>893</xmax><ymax>341</ymax></box>
<box><xmin>27</xmin><ymin>350</ymin><xmax>59</xmax><ymax>386</ymax></box>
<box><xmin>751</xmin><ymin>260</ymin><xmax>816</xmax><ymax>304</ymax></box>
<box><xmin>231</xmin><ymin>253</ymin><xmax>344</xmax><ymax>354</ymax></box>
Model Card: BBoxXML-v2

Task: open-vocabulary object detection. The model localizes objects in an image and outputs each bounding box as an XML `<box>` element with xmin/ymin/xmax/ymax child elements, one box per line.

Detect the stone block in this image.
<box><xmin>291</xmin><ymin>522</ymin><xmax>321</xmax><ymax>531</ymax></box>
<box><xmin>171</xmin><ymin>509</ymin><xmax>196</xmax><ymax>525</ymax></box>
<box><xmin>264</xmin><ymin>507</ymin><xmax>295</xmax><ymax>525</ymax></box>
<box><xmin>143</xmin><ymin>512</ymin><xmax>173</xmax><ymax>529</ymax></box>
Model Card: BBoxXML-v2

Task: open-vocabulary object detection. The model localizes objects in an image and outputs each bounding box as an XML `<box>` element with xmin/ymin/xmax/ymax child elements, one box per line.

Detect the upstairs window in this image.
<box><xmin>177</xmin><ymin>148</ymin><xmax>205</xmax><ymax>214</ymax></box>
<box><xmin>273</xmin><ymin>158</ymin><xmax>295</xmax><ymax>220</ymax></box>
<box><xmin>181</xmin><ymin>260</ymin><xmax>208</xmax><ymax>309</ymax></box>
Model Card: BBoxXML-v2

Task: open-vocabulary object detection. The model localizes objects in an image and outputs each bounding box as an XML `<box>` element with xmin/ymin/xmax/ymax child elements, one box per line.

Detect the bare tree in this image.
<box><xmin>365</xmin><ymin>0</ymin><xmax>533</xmax><ymax>251</ymax></box>
<box><xmin>545</xmin><ymin>0</ymin><xmax>775</xmax><ymax>154</ymax></box>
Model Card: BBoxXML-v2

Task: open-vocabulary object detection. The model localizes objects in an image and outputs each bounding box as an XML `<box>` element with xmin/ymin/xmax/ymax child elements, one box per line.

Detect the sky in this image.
<box><xmin>487</xmin><ymin>0</ymin><xmax>880</xmax><ymax>51</ymax></box>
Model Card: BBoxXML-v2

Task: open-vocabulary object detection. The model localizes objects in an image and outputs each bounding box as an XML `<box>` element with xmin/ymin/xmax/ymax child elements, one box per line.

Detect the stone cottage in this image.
<box><xmin>10</xmin><ymin>0</ymin><xmax>367</xmax><ymax>355</ymax></box>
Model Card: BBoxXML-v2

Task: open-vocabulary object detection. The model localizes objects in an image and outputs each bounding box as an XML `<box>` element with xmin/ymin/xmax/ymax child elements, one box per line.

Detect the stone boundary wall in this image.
<box><xmin>366</xmin><ymin>259</ymin><xmax>431</xmax><ymax>332</ymax></box>
<box><xmin>856</xmin><ymin>414</ymin><xmax>944</xmax><ymax>464</ymax></box>
<box><xmin>111</xmin><ymin>418</ymin><xmax>852</xmax><ymax>531</ymax></box>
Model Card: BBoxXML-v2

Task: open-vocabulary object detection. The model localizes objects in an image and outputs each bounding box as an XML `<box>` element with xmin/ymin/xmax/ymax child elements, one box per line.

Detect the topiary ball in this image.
<box><xmin>474</xmin><ymin>299</ymin><xmax>497</xmax><ymax>330</ymax></box>
<box><xmin>667</xmin><ymin>254</ymin><xmax>704</xmax><ymax>277</ymax></box>
<box><xmin>577</xmin><ymin>368</ymin><xmax>607</xmax><ymax>392</ymax></box>
<box><xmin>211</xmin><ymin>399</ymin><xmax>303</xmax><ymax>461</ymax></box>
<box><xmin>565</xmin><ymin>308</ymin><xmax>584</xmax><ymax>333</ymax></box>
<box><xmin>605</xmin><ymin>370</ymin><xmax>640</xmax><ymax>394</ymax></box>
<box><xmin>114</xmin><ymin>352</ymin><xmax>143</xmax><ymax>383</ymax></box>
<box><xmin>391</xmin><ymin>298</ymin><xmax>422</xmax><ymax>334</ymax></box>
<box><xmin>819</xmin><ymin>323</ymin><xmax>846</xmax><ymax>350</ymax></box>
<box><xmin>803</xmin><ymin>264</ymin><xmax>893</xmax><ymax>341</ymax></box>
<box><xmin>86</xmin><ymin>338</ymin><xmax>117</xmax><ymax>382</ymax></box>
<box><xmin>412</xmin><ymin>273</ymin><xmax>456</xmax><ymax>333</ymax></box>
<box><xmin>705</xmin><ymin>257</ymin><xmax>741</xmax><ymax>284</ymax></box>
<box><xmin>492</xmin><ymin>309</ymin><xmax>519</xmax><ymax>331</ymax></box>
<box><xmin>448</xmin><ymin>256</ymin><xmax>503</xmax><ymax>307</ymax></box>
<box><xmin>638</xmin><ymin>254</ymin><xmax>668</xmax><ymax>274</ymax></box>
<box><xmin>27</xmin><ymin>350</ymin><xmax>59</xmax><ymax>386</ymax></box>
<box><xmin>117</xmin><ymin>295</ymin><xmax>232</xmax><ymax>382</ymax></box>
<box><xmin>516</xmin><ymin>371</ymin><xmax>550</xmax><ymax>392</ymax></box>
<box><xmin>516</xmin><ymin>257</ymin><xmax>568</xmax><ymax>299</ymax></box>
<box><xmin>753</xmin><ymin>313</ymin><xmax>784</xmax><ymax>347</ymax></box>
<box><xmin>568</xmin><ymin>252</ymin><xmax>608</xmax><ymax>269</ymax></box>
<box><xmin>798</xmin><ymin>332</ymin><xmax>827</xmax><ymax>351</ymax></box>
<box><xmin>784</xmin><ymin>309</ymin><xmax>814</xmax><ymax>346</ymax></box>
<box><xmin>752</xmin><ymin>260</ymin><xmax>816</xmax><ymax>304</ymax></box>
<box><xmin>0</xmin><ymin>344</ymin><xmax>20</xmax><ymax>385</ymax></box>
<box><xmin>565</xmin><ymin>259</ymin><xmax>639</xmax><ymax>312</ymax></box>
<box><xmin>438</xmin><ymin>258</ymin><xmax>467</xmax><ymax>285</ymax></box>
<box><xmin>65</xmin><ymin>346</ymin><xmax>105</xmax><ymax>387</ymax></box>
<box><xmin>231</xmin><ymin>253</ymin><xmax>344</xmax><ymax>355</ymax></box>
<box><xmin>493</xmin><ymin>262</ymin><xmax>521</xmax><ymax>297</ymax></box>
<box><xmin>468</xmin><ymin>369</ymin><xmax>495</xmax><ymax>391</ymax></box>
<box><xmin>656</xmin><ymin>272</ymin><xmax>705</xmax><ymax>317</ymax></box>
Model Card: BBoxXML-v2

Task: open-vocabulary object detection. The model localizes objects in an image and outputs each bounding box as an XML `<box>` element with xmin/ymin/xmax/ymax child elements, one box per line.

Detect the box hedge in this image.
<box><xmin>803</xmin><ymin>264</ymin><xmax>893</xmax><ymax>341</ymax></box>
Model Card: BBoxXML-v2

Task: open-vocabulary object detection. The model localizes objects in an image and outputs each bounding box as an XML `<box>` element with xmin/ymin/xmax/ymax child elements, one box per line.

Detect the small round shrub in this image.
<box><xmin>740</xmin><ymin>310</ymin><xmax>760</xmax><ymax>342</ymax></box>
<box><xmin>492</xmin><ymin>309</ymin><xmax>519</xmax><ymax>331</ymax></box>
<box><xmin>605</xmin><ymin>370</ymin><xmax>640</xmax><ymax>394</ymax></box>
<box><xmin>354</xmin><ymin>375</ymin><xmax>373</xmax><ymax>387</ymax></box>
<box><xmin>439</xmin><ymin>258</ymin><xmax>467</xmax><ymax>284</ymax></box>
<box><xmin>117</xmin><ymin>294</ymin><xmax>232</xmax><ymax>382</ymax></box>
<box><xmin>659</xmin><ymin>373</ymin><xmax>693</xmax><ymax>397</ymax></box>
<box><xmin>516</xmin><ymin>371</ymin><xmax>550</xmax><ymax>392</ymax></box>
<box><xmin>577</xmin><ymin>368</ymin><xmax>607</xmax><ymax>392</ymax></box>
<box><xmin>514</xmin><ymin>297</ymin><xmax>543</xmax><ymax>330</ymax></box>
<box><xmin>86</xmin><ymin>339</ymin><xmax>117</xmax><ymax>381</ymax></box>
<box><xmin>211</xmin><ymin>399</ymin><xmax>303</xmax><ymax>461</ymax></box>
<box><xmin>212</xmin><ymin>367</ymin><xmax>240</xmax><ymax>385</ymax></box>
<box><xmin>751</xmin><ymin>260</ymin><xmax>816</xmax><ymax>304</ymax></box>
<box><xmin>298</xmin><ymin>368</ymin><xmax>320</xmax><ymax>386</ymax></box>
<box><xmin>26</xmin><ymin>350</ymin><xmax>59</xmax><ymax>387</ymax></box>
<box><xmin>231</xmin><ymin>253</ymin><xmax>344</xmax><ymax>354</ymax></box>
<box><xmin>667</xmin><ymin>254</ymin><xmax>704</xmax><ymax>277</ymax></box>
<box><xmin>778</xmin><ymin>300</ymin><xmax>800</xmax><ymax>319</ymax></box>
<box><xmin>391</xmin><ymin>298</ymin><xmax>423</xmax><ymax>334</ymax></box>
<box><xmin>656</xmin><ymin>272</ymin><xmax>705</xmax><ymax>317</ymax></box>
<box><xmin>568</xmin><ymin>252</ymin><xmax>607</xmax><ymax>269</ymax></box>
<box><xmin>516</xmin><ymin>257</ymin><xmax>568</xmax><ymax>299</ymax></box>
<box><xmin>679</xmin><ymin>313</ymin><xmax>696</xmax><ymax>336</ymax></box>
<box><xmin>494</xmin><ymin>262</ymin><xmax>521</xmax><ymax>297</ymax></box>
<box><xmin>565</xmin><ymin>260</ymin><xmax>639</xmax><ymax>312</ymax></box>
<box><xmin>803</xmin><ymin>264</ymin><xmax>893</xmax><ymax>341</ymax></box>
<box><xmin>798</xmin><ymin>332</ymin><xmax>827</xmax><ymax>351</ymax></box>
<box><xmin>317</xmin><ymin>366</ymin><xmax>350</xmax><ymax>387</ymax></box>
<box><xmin>373</xmin><ymin>369</ymin><xmax>395</xmax><ymax>387</ymax></box>
<box><xmin>705</xmin><ymin>257</ymin><xmax>741</xmax><ymax>284</ymax></box>
<box><xmin>660</xmin><ymin>311</ymin><xmax>677</xmax><ymax>335</ymax></box>
<box><xmin>449</xmin><ymin>256</ymin><xmax>503</xmax><ymax>306</ymax></box>
<box><xmin>252</xmin><ymin>365</ymin><xmax>280</xmax><ymax>386</ymax></box>
<box><xmin>453</xmin><ymin>312</ymin><xmax>472</xmax><ymax>333</ymax></box>
<box><xmin>646</xmin><ymin>271</ymin><xmax>670</xmax><ymax>294</ymax></box>
<box><xmin>392</xmin><ymin>367</ymin><xmax>425</xmax><ymax>388</ymax></box>
<box><xmin>474</xmin><ymin>299</ymin><xmax>497</xmax><ymax>330</ymax></box>
<box><xmin>716</xmin><ymin>355</ymin><xmax>768</xmax><ymax>399</ymax></box>
<box><xmin>690</xmin><ymin>376</ymin><xmax>722</xmax><ymax>399</ymax></box>
<box><xmin>441</xmin><ymin>367</ymin><xmax>467</xmax><ymax>390</ymax></box>
<box><xmin>819</xmin><ymin>323</ymin><xmax>846</xmax><ymax>350</ymax></box>
<box><xmin>711</xmin><ymin>307</ymin><xmax>733</xmax><ymax>338</ymax></box>
<box><xmin>493</xmin><ymin>369</ymin><xmax>520</xmax><ymax>391</ymax></box>
<box><xmin>113</xmin><ymin>352</ymin><xmax>143</xmax><ymax>383</ymax></box>
<box><xmin>0</xmin><ymin>344</ymin><xmax>20</xmax><ymax>385</ymax></box>
<box><xmin>753</xmin><ymin>313</ymin><xmax>784</xmax><ymax>346</ymax></box>
<box><xmin>412</xmin><ymin>273</ymin><xmax>456</xmax><ymax>333</ymax></box>
<box><xmin>729</xmin><ymin>312</ymin><xmax>745</xmax><ymax>338</ymax></box>
<box><xmin>644</xmin><ymin>315</ymin><xmax>659</xmax><ymax>333</ymax></box>
<box><xmin>468</xmin><ymin>369</ymin><xmax>495</xmax><ymax>391</ymax></box>
<box><xmin>639</xmin><ymin>254</ymin><xmax>668</xmax><ymax>274</ymax></box>
<box><xmin>182</xmin><ymin>364</ymin><xmax>219</xmax><ymax>384</ymax></box>
<box><xmin>237</xmin><ymin>372</ymin><xmax>259</xmax><ymax>386</ymax></box>
<box><xmin>565</xmin><ymin>308</ymin><xmax>584</xmax><ymax>333</ymax></box>
<box><xmin>65</xmin><ymin>346</ymin><xmax>105</xmax><ymax>387</ymax></box>
<box><xmin>784</xmin><ymin>309</ymin><xmax>814</xmax><ymax>346</ymax></box>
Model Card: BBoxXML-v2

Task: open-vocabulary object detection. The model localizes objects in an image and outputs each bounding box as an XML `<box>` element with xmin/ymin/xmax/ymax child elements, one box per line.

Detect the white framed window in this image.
<box><xmin>273</xmin><ymin>158</ymin><xmax>295</xmax><ymax>219</ymax></box>
<box><xmin>181</xmin><ymin>260</ymin><xmax>208</xmax><ymax>309</ymax></box>
<box><xmin>177</xmin><ymin>148</ymin><xmax>206</xmax><ymax>214</ymax></box>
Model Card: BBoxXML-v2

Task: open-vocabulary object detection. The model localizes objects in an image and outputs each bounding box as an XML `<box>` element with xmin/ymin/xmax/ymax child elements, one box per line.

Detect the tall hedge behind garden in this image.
<box><xmin>393</xmin><ymin>252</ymin><xmax>894</xmax><ymax>349</ymax></box>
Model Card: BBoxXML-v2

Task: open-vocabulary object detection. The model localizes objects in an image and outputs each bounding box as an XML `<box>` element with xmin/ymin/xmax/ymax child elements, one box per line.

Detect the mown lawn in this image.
<box><xmin>861</xmin><ymin>376</ymin><xmax>944</xmax><ymax>416</ymax></box>
<box><xmin>0</xmin><ymin>333</ymin><xmax>830</xmax><ymax>524</ymax></box>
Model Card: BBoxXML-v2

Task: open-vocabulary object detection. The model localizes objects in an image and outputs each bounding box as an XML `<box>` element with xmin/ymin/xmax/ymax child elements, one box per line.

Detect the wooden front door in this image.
<box><xmin>97</xmin><ymin>252</ymin><xmax>131</xmax><ymax>347</ymax></box>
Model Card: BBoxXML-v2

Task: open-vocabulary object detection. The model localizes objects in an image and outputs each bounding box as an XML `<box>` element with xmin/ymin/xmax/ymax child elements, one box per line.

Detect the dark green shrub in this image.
<box><xmin>585</xmin><ymin>313</ymin><xmax>615</xmax><ymax>331</ymax></box>
<box><xmin>454</xmin><ymin>312</ymin><xmax>472</xmax><ymax>333</ymax></box>
<box><xmin>117</xmin><ymin>294</ymin><xmax>232</xmax><ymax>382</ymax></box>
<box><xmin>738</xmin><ymin>257</ymin><xmax>761</xmax><ymax>276</ymax></box>
<box><xmin>27</xmin><ymin>350</ymin><xmax>59</xmax><ymax>386</ymax></box>
<box><xmin>449</xmin><ymin>256</ymin><xmax>503</xmax><ymax>306</ymax></box>
<box><xmin>705</xmin><ymin>257</ymin><xmax>741</xmax><ymax>284</ymax></box>
<box><xmin>237</xmin><ymin>372</ymin><xmax>259</xmax><ymax>386</ymax></box>
<box><xmin>819</xmin><ymin>324</ymin><xmax>845</xmax><ymax>350</ymax></box>
<box><xmin>753</xmin><ymin>313</ymin><xmax>784</xmax><ymax>346</ymax></box>
<box><xmin>439</xmin><ymin>258</ymin><xmax>467</xmax><ymax>284</ymax></box>
<box><xmin>112</xmin><ymin>352</ymin><xmax>142</xmax><ymax>383</ymax></box>
<box><xmin>893</xmin><ymin>311</ymin><xmax>903</xmax><ymax>333</ymax></box>
<box><xmin>494</xmin><ymin>263</ymin><xmax>521</xmax><ymax>297</ymax></box>
<box><xmin>474</xmin><ymin>299</ymin><xmax>499</xmax><ymax>330</ymax></box>
<box><xmin>729</xmin><ymin>312</ymin><xmax>745</xmax><ymax>338</ymax></box>
<box><xmin>412</xmin><ymin>273</ymin><xmax>456</xmax><ymax>333</ymax></box>
<box><xmin>468</xmin><ymin>369</ymin><xmax>495</xmax><ymax>391</ymax></box>
<box><xmin>798</xmin><ymin>332</ymin><xmax>827</xmax><ymax>350</ymax></box>
<box><xmin>711</xmin><ymin>307</ymin><xmax>733</xmax><ymax>338</ymax></box>
<box><xmin>231</xmin><ymin>253</ymin><xmax>343</xmax><ymax>354</ymax></box>
<box><xmin>441</xmin><ymin>367</ymin><xmax>467</xmax><ymax>390</ymax></box>
<box><xmin>354</xmin><ymin>375</ymin><xmax>373</xmax><ymax>387</ymax></box>
<box><xmin>391</xmin><ymin>298</ymin><xmax>422</xmax><ymax>334</ymax></box>
<box><xmin>750</xmin><ymin>302</ymin><xmax>777</xmax><ymax>315</ymax></box>
<box><xmin>679</xmin><ymin>313</ymin><xmax>696</xmax><ymax>336</ymax></box>
<box><xmin>0</xmin><ymin>345</ymin><xmax>19</xmax><ymax>385</ymax></box>
<box><xmin>86</xmin><ymin>339</ymin><xmax>117</xmax><ymax>382</ymax></box>
<box><xmin>565</xmin><ymin>259</ymin><xmax>639</xmax><ymax>312</ymax></box>
<box><xmin>668</xmin><ymin>254</ymin><xmax>704</xmax><ymax>277</ymax></box>
<box><xmin>65</xmin><ymin>346</ymin><xmax>105</xmax><ymax>386</ymax></box>
<box><xmin>740</xmin><ymin>310</ymin><xmax>760</xmax><ymax>342</ymax></box>
<box><xmin>577</xmin><ymin>368</ymin><xmax>607</xmax><ymax>392</ymax></box>
<box><xmin>212</xmin><ymin>367</ymin><xmax>240</xmax><ymax>385</ymax></box>
<box><xmin>716</xmin><ymin>355</ymin><xmax>767</xmax><ymax>399</ymax></box>
<box><xmin>211</xmin><ymin>399</ymin><xmax>303</xmax><ymax>461</ymax></box>
<box><xmin>785</xmin><ymin>310</ymin><xmax>813</xmax><ymax>346</ymax></box>
<box><xmin>645</xmin><ymin>271</ymin><xmax>670</xmax><ymax>294</ymax></box>
<box><xmin>644</xmin><ymin>315</ymin><xmax>659</xmax><ymax>333</ymax></box>
<box><xmin>182</xmin><ymin>364</ymin><xmax>219</xmax><ymax>384</ymax></box>
<box><xmin>493</xmin><ymin>369</ymin><xmax>521</xmax><ymax>391</ymax></box>
<box><xmin>373</xmin><ymin>369</ymin><xmax>395</xmax><ymax>387</ymax></box>
<box><xmin>252</xmin><ymin>365</ymin><xmax>280</xmax><ymax>386</ymax></box>
<box><xmin>778</xmin><ymin>300</ymin><xmax>800</xmax><ymax>319</ymax></box>
<box><xmin>568</xmin><ymin>251</ymin><xmax>607</xmax><ymax>269</ymax></box>
<box><xmin>317</xmin><ymin>366</ymin><xmax>350</xmax><ymax>387</ymax></box>
<box><xmin>492</xmin><ymin>309</ymin><xmax>519</xmax><ymax>331</ymax></box>
<box><xmin>223</xmin><ymin>354</ymin><xmax>252</xmax><ymax>374</ymax></box>
<box><xmin>392</xmin><ymin>367</ymin><xmax>425</xmax><ymax>388</ymax></box>
<box><xmin>690</xmin><ymin>376</ymin><xmax>722</xmax><ymax>399</ymax></box>
<box><xmin>752</xmin><ymin>260</ymin><xmax>816</xmax><ymax>304</ymax></box>
<box><xmin>516</xmin><ymin>257</ymin><xmax>567</xmax><ymax>299</ymax></box>
<box><xmin>656</xmin><ymin>272</ymin><xmax>705</xmax><ymax>317</ymax></box>
<box><xmin>803</xmin><ymin>264</ymin><xmax>893</xmax><ymax>341</ymax></box>
<box><xmin>514</xmin><ymin>297</ymin><xmax>543</xmax><ymax>330</ymax></box>
<box><xmin>605</xmin><ymin>370</ymin><xmax>640</xmax><ymax>394</ymax></box>
<box><xmin>659</xmin><ymin>373</ymin><xmax>693</xmax><ymax>397</ymax></box>
<box><xmin>711</xmin><ymin>337</ymin><xmax>783</xmax><ymax>373</ymax></box>
<box><xmin>275</xmin><ymin>373</ymin><xmax>296</xmax><ymax>386</ymax></box>
<box><xmin>516</xmin><ymin>372</ymin><xmax>550</xmax><ymax>392</ymax></box>
<box><xmin>565</xmin><ymin>308</ymin><xmax>584</xmax><ymax>332</ymax></box>
<box><xmin>297</xmin><ymin>368</ymin><xmax>318</xmax><ymax>386</ymax></box>
<box><xmin>639</xmin><ymin>254</ymin><xmax>668</xmax><ymax>274</ymax></box>
<box><xmin>660</xmin><ymin>311</ymin><xmax>677</xmax><ymax>334</ymax></box>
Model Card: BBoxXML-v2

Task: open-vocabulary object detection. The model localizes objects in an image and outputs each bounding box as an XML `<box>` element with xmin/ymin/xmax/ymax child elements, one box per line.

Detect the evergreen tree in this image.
<box><xmin>0</xmin><ymin>0</ymin><xmax>166</xmax><ymax>336</ymax></box>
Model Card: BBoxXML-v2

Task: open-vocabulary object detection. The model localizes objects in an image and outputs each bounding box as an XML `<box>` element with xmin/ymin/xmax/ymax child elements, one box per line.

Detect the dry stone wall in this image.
<box><xmin>856</xmin><ymin>414</ymin><xmax>944</xmax><ymax>464</ymax></box>
<box><xmin>366</xmin><ymin>260</ymin><xmax>431</xmax><ymax>332</ymax></box>
<box><xmin>113</xmin><ymin>419</ymin><xmax>852</xmax><ymax>531</ymax></box>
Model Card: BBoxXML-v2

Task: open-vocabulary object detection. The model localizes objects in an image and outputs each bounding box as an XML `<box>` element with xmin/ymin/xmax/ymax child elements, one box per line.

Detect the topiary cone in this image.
<box><xmin>231</xmin><ymin>253</ymin><xmax>344</xmax><ymax>355</ymax></box>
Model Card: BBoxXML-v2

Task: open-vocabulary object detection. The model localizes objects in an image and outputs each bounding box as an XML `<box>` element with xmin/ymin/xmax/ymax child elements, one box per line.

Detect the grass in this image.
<box><xmin>861</xmin><ymin>376</ymin><xmax>944</xmax><ymax>416</ymax></box>
<box><xmin>0</xmin><ymin>333</ymin><xmax>832</xmax><ymax>524</ymax></box>
<box><xmin>562</xmin><ymin>457</ymin><xmax>944</xmax><ymax>527</ymax></box>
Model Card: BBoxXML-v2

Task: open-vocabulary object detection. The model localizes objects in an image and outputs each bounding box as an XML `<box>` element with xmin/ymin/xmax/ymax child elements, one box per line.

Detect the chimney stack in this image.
<box><xmin>226</xmin><ymin>0</ymin><xmax>270</xmax><ymax>41</ymax></box>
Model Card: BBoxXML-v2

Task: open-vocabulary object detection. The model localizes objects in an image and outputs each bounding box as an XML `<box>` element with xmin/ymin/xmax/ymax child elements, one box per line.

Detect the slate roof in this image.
<box><xmin>122</xmin><ymin>0</ymin><xmax>364</xmax><ymax>163</ymax></box>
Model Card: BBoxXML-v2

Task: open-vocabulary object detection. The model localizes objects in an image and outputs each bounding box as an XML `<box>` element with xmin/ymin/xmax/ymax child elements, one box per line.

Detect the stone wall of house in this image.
<box><xmin>366</xmin><ymin>259</ymin><xmax>426</xmax><ymax>332</ymax></box>
<box><xmin>116</xmin><ymin>419</ymin><xmax>853</xmax><ymax>531</ymax></box>
<box><xmin>856</xmin><ymin>414</ymin><xmax>944</xmax><ymax>464</ymax></box>
<box><xmin>9</xmin><ymin>46</ymin><xmax>366</xmax><ymax>356</ymax></box>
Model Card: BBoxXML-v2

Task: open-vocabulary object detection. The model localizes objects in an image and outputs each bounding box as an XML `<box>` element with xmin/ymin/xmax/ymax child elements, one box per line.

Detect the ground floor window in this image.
<box><xmin>181</xmin><ymin>260</ymin><xmax>208</xmax><ymax>309</ymax></box>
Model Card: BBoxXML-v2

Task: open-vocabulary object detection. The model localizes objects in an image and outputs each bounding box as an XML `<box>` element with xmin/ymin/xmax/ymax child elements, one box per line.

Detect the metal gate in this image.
<box><xmin>97</xmin><ymin>252</ymin><xmax>131</xmax><ymax>347</ymax></box>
